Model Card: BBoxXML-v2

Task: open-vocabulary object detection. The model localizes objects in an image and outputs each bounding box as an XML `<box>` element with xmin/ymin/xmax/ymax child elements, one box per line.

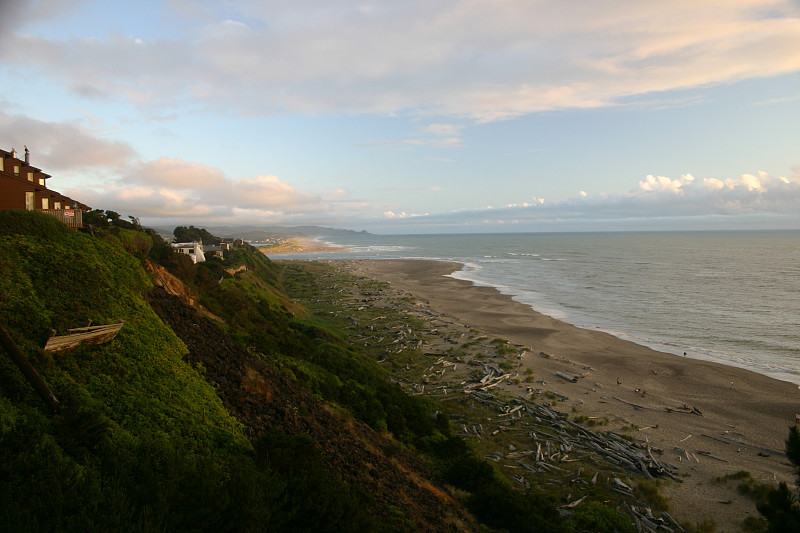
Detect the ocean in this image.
<box><xmin>269</xmin><ymin>231</ymin><xmax>800</xmax><ymax>385</ymax></box>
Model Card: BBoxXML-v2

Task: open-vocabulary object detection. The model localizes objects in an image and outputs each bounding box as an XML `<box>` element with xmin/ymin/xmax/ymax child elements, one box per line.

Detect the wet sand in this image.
<box><xmin>335</xmin><ymin>258</ymin><xmax>800</xmax><ymax>530</ymax></box>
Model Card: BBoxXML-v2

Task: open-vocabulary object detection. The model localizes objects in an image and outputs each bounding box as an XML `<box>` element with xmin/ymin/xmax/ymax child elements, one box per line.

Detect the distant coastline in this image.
<box><xmin>259</xmin><ymin>237</ymin><xmax>351</xmax><ymax>255</ymax></box>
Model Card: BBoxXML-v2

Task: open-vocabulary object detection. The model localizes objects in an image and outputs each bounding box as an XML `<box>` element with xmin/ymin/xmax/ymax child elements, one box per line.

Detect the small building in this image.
<box><xmin>203</xmin><ymin>245</ymin><xmax>225</xmax><ymax>259</ymax></box>
<box><xmin>0</xmin><ymin>146</ymin><xmax>90</xmax><ymax>228</ymax></box>
<box><xmin>171</xmin><ymin>241</ymin><xmax>206</xmax><ymax>263</ymax></box>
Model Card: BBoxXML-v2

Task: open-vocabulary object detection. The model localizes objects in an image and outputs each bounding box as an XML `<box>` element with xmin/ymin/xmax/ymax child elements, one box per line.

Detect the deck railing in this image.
<box><xmin>40</xmin><ymin>209</ymin><xmax>83</xmax><ymax>229</ymax></box>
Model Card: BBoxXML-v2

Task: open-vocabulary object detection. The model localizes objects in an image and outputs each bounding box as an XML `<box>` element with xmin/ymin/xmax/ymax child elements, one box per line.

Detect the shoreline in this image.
<box><xmin>330</xmin><ymin>258</ymin><xmax>800</xmax><ymax>530</ymax></box>
<box><xmin>275</xmin><ymin>238</ymin><xmax>799</xmax><ymax>387</ymax></box>
<box><xmin>448</xmin><ymin>264</ymin><xmax>800</xmax><ymax>388</ymax></box>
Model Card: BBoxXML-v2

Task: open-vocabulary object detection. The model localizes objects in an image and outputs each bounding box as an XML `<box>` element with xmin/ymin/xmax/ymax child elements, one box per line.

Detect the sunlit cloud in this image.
<box><xmin>0</xmin><ymin>118</ymin><xmax>331</xmax><ymax>223</ymax></box>
<box><xmin>75</xmin><ymin>161</ymin><xmax>328</xmax><ymax>222</ymax></box>
<box><xmin>136</xmin><ymin>157</ymin><xmax>226</xmax><ymax>188</ymax></box>
<box><xmin>0</xmin><ymin>111</ymin><xmax>136</xmax><ymax>171</ymax></box>
<box><xmin>4</xmin><ymin>1</ymin><xmax>798</xmax><ymax>121</ymax></box>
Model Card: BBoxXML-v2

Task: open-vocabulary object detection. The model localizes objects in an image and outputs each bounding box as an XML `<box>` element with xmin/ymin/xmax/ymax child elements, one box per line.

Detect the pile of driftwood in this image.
<box><xmin>314</xmin><ymin>267</ymin><xmax>692</xmax><ymax>532</ymax></box>
<box><xmin>451</xmin><ymin>388</ymin><xmax>686</xmax><ymax>531</ymax></box>
<box><xmin>458</xmin><ymin>389</ymin><xmax>680</xmax><ymax>482</ymax></box>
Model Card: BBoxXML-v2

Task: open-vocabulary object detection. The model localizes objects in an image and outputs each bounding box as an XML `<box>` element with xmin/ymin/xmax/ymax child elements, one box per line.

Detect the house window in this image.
<box><xmin>25</xmin><ymin>192</ymin><xmax>34</xmax><ymax>210</ymax></box>
<box><xmin>54</xmin><ymin>201</ymin><xmax>61</xmax><ymax>209</ymax></box>
<box><xmin>0</xmin><ymin>158</ymin><xmax>4</xmax><ymax>171</ymax></box>
<box><xmin>41</xmin><ymin>198</ymin><xmax>49</xmax><ymax>209</ymax></box>
<box><xmin>39</xmin><ymin>177</ymin><xmax>45</xmax><ymax>186</ymax></box>
<box><xmin>14</xmin><ymin>165</ymin><xmax>19</xmax><ymax>176</ymax></box>
<box><xmin>27</xmin><ymin>171</ymin><xmax>34</xmax><ymax>182</ymax></box>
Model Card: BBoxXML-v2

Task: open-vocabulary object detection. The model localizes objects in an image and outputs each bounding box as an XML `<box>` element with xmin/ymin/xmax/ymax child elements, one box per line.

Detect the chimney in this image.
<box><xmin>10</xmin><ymin>147</ymin><xmax>16</xmax><ymax>159</ymax></box>
<box><xmin>24</xmin><ymin>146</ymin><xmax>29</xmax><ymax>164</ymax></box>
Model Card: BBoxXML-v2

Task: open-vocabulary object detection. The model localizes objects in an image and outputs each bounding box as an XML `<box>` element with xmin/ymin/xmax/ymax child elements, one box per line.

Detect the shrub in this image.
<box><xmin>0</xmin><ymin>209</ymin><xmax>69</xmax><ymax>238</ymax></box>
<box><xmin>566</xmin><ymin>501</ymin><xmax>636</xmax><ymax>533</ymax></box>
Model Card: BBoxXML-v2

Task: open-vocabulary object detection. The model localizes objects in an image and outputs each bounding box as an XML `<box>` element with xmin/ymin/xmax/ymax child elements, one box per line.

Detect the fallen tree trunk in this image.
<box><xmin>0</xmin><ymin>323</ymin><xmax>59</xmax><ymax>410</ymax></box>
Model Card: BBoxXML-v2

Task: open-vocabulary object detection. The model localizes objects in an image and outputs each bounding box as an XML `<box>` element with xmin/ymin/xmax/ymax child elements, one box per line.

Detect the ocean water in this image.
<box><xmin>269</xmin><ymin>231</ymin><xmax>800</xmax><ymax>385</ymax></box>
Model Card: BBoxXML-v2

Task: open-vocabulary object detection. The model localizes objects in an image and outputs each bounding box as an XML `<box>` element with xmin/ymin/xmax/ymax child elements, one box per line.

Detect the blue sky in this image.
<box><xmin>1</xmin><ymin>0</ymin><xmax>799</xmax><ymax>234</ymax></box>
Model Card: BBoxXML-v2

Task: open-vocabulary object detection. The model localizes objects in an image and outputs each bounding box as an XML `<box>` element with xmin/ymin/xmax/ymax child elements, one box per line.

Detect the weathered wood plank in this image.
<box><xmin>44</xmin><ymin>322</ymin><xmax>123</xmax><ymax>353</ymax></box>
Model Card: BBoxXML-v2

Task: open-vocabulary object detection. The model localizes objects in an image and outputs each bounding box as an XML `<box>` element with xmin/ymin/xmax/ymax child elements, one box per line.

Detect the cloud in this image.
<box><xmin>68</xmin><ymin>156</ymin><xmax>329</xmax><ymax>224</ymax></box>
<box><xmin>384</xmin><ymin>210</ymin><xmax>430</xmax><ymax>219</ymax></box>
<box><xmin>4</xmin><ymin>1</ymin><xmax>798</xmax><ymax>120</ymax></box>
<box><xmin>0</xmin><ymin>111</ymin><xmax>137</xmax><ymax>171</ymax></box>
<box><xmin>136</xmin><ymin>157</ymin><xmax>226</xmax><ymax>188</ymax></box>
<box><xmin>618</xmin><ymin>171</ymin><xmax>800</xmax><ymax>216</ymax></box>
<box><xmin>361</xmin><ymin>121</ymin><xmax>465</xmax><ymax>150</ymax></box>
<box><xmin>0</xmin><ymin>112</ymin><xmax>330</xmax><ymax>223</ymax></box>
<box><xmin>371</xmin><ymin>169</ymin><xmax>800</xmax><ymax>230</ymax></box>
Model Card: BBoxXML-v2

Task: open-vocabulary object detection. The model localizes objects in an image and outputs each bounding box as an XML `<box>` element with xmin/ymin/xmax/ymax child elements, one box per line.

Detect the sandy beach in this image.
<box><xmin>260</xmin><ymin>237</ymin><xmax>351</xmax><ymax>255</ymax></box>
<box><xmin>332</xmin><ymin>259</ymin><xmax>800</xmax><ymax>530</ymax></box>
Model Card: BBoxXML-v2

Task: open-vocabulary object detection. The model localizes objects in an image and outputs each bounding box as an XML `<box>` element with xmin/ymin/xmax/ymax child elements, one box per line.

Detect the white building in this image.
<box><xmin>171</xmin><ymin>242</ymin><xmax>206</xmax><ymax>263</ymax></box>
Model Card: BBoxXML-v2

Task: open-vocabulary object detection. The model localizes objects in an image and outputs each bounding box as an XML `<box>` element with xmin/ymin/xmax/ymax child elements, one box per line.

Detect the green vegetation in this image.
<box><xmin>0</xmin><ymin>211</ymin><xmax>276</xmax><ymax>530</ymax></box>
<box><xmin>709</xmin><ymin>427</ymin><xmax>800</xmax><ymax>532</ymax></box>
<box><xmin>716</xmin><ymin>470</ymin><xmax>774</xmax><ymax>502</ymax></box>
<box><xmin>755</xmin><ymin>426</ymin><xmax>800</xmax><ymax>532</ymax></box>
<box><xmin>574</xmin><ymin>414</ymin><xmax>609</xmax><ymax>427</ymax></box>
<box><xmin>0</xmin><ymin>210</ymin><xmax>656</xmax><ymax>532</ymax></box>
<box><xmin>635</xmin><ymin>479</ymin><xmax>670</xmax><ymax>513</ymax></box>
<box><xmin>0</xmin><ymin>211</ymin><xmax>380</xmax><ymax>531</ymax></box>
<box><xmin>173</xmin><ymin>224</ymin><xmax>221</xmax><ymax>244</ymax></box>
<box><xmin>565</xmin><ymin>501</ymin><xmax>636</xmax><ymax>533</ymax></box>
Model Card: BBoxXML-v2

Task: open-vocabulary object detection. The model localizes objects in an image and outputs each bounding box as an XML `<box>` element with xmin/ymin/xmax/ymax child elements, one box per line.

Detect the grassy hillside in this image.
<box><xmin>0</xmin><ymin>211</ymin><xmax>470</xmax><ymax>531</ymax></box>
<box><xmin>0</xmin><ymin>211</ymin><xmax>299</xmax><ymax>530</ymax></box>
<box><xmin>0</xmin><ymin>210</ymin><xmax>634</xmax><ymax>532</ymax></box>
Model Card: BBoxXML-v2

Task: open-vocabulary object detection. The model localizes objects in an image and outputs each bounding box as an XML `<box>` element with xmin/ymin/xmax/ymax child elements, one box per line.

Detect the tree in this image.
<box><xmin>173</xmin><ymin>225</ymin><xmax>220</xmax><ymax>244</ymax></box>
<box><xmin>787</xmin><ymin>426</ymin><xmax>800</xmax><ymax>488</ymax></box>
<box><xmin>758</xmin><ymin>426</ymin><xmax>800</xmax><ymax>531</ymax></box>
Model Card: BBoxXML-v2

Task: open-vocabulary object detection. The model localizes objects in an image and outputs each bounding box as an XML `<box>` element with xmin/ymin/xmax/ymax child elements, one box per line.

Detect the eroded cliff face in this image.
<box><xmin>145</xmin><ymin>260</ymin><xmax>224</xmax><ymax>323</ymax></box>
<box><xmin>147</xmin><ymin>285</ymin><xmax>473</xmax><ymax>532</ymax></box>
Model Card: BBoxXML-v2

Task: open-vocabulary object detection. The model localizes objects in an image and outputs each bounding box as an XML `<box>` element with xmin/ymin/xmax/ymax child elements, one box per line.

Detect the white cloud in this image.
<box><xmin>375</xmin><ymin>169</ymin><xmax>800</xmax><ymax>230</ymax></box>
<box><xmin>136</xmin><ymin>157</ymin><xmax>226</xmax><ymax>188</ymax></box>
<box><xmin>384</xmin><ymin>210</ymin><xmax>430</xmax><ymax>219</ymax></box>
<box><xmin>0</xmin><ymin>111</ymin><xmax>136</xmax><ymax>171</ymax></box>
<box><xmin>619</xmin><ymin>170</ymin><xmax>800</xmax><ymax>216</ymax></box>
<box><xmin>4</xmin><ymin>1</ymin><xmax>798</xmax><ymax>120</ymax></box>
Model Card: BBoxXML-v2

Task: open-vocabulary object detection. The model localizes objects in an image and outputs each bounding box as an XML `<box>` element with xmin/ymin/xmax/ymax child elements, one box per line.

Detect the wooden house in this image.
<box><xmin>0</xmin><ymin>147</ymin><xmax>90</xmax><ymax>228</ymax></box>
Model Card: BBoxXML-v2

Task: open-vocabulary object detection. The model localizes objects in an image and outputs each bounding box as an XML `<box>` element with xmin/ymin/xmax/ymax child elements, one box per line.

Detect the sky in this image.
<box><xmin>1</xmin><ymin>0</ymin><xmax>799</xmax><ymax>234</ymax></box>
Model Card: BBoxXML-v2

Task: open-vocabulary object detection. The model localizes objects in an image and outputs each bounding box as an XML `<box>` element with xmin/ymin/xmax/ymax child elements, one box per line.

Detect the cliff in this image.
<box><xmin>0</xmin><ymin>210</ymin><xmax>471</xmax><ymax>531</ymax></box>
